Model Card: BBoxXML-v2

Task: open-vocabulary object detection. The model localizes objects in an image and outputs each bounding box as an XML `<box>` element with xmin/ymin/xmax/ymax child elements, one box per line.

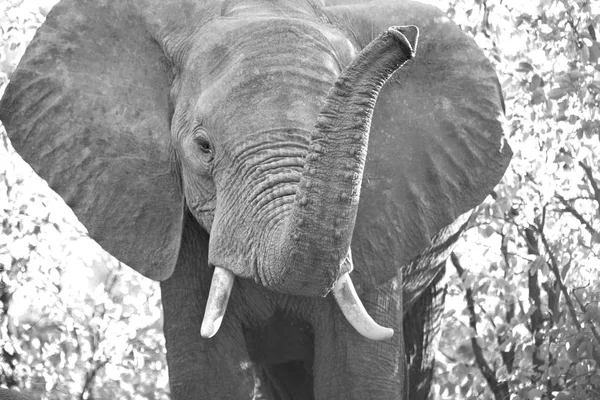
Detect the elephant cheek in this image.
<box><xmin>207</xmin><ymin>223</ymin><xmax>257</xmax><ymax>281</ymax></box>
<box><xmin>205</xmin><ymin>207</ymin><xmax>245</xmax><ymax>276</ymax></box>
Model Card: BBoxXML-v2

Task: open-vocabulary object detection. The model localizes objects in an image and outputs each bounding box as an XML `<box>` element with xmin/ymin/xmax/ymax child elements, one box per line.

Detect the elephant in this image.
<box><xmin>0</xmin><ymin>0</ymin><xmax>511</xmax><ymax>398</ymax></box>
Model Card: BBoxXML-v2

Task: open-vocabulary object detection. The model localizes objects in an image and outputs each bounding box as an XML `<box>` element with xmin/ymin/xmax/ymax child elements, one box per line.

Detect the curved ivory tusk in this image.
<box><xmin>333</xmin><ymin>273</ymin><xmax>394</xmax><ymax>341</ymax></box>
<box><xmin>201</xmin><ymin>266</ymin><xmax>235</xmax><ymax>339</ymax></box>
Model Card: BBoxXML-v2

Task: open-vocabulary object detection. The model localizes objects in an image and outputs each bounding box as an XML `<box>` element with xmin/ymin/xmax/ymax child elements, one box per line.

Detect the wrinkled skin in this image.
<box><xmin>0</xmin><ymin>0</ymin><xmax>511</xmax><ymax>398</ymax></box>
<box><xmin>0</xmin><ymin>389</ymin><xmax>37</xmax><ymax>400</ymax></box>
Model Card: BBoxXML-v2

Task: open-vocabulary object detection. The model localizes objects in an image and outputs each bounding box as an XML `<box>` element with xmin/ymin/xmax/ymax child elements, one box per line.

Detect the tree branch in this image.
<box><xmin>524</xmin><ymin>227</ymin><xmax>545</xmax><ymax>384</ymax></box>
<box><xmin>77</xmin><ymin>265</ymin><xmax>121</xmax><ymax>399</ymax></box>
<box><xmin>579</xmin><ymin>161</ymin><xmax>600</xmax><ymax>208</ymax></box>
<box><xmin>451</xmin><ymin>253</ymin><xmax>509</xmax><ymax>400</ymax></box>
<box><xmin>556</xmin><ymin>194</ymin><xmax>598</xmax><ymax>235</ymax></box>
<box><xmin>498</xmin><ymin>231</ymin><xmax>515</xmax><ymax>374</ymax></box>
<box><xmin>79</xmin><ymin>359</ymin><xmax>109</xmax><ymax>400</ymax></box>
<box><xmin>538</xmin><ymin>232</ymin><xmax>582</xmax><ymax>332</ymax></box>
<box><xmin>573</xmin><ymin>290</ymin><xmax>600</xmax><ymax>345</ymax></box>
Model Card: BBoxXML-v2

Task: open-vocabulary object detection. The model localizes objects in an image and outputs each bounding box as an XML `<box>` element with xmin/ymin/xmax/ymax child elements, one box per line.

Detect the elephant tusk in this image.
<box><xmin>332</xmin><ymin>272</ymin><xmax>394</xmax><ymax>341</ymax></box>
<box><xmin>201</xmin><ymin>266</ymin><xmax>235</xmax><ymax>339</ymax></box>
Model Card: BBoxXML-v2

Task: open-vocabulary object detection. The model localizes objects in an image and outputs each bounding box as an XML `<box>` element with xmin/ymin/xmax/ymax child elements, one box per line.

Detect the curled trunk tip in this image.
<box><xmin>387</xmin><ymin>25</ymin><xmax>419</xmax><ymax>59</ymax></box>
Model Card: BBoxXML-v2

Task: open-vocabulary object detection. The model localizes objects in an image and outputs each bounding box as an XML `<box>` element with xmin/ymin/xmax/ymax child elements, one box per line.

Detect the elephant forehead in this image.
<box><xmin>192</xmin><ymin>17</ymin><xmax>346</xmax><ymax>80</ymax></box>
<box><xmin>195</xmin><ymin>74</ymin><xmax>324</xmax><ymax>138</ymax></box>
<box><xmin>188</xmin><ymin>19</ymin><xmax>351</xmax><ymax>134</ymax></box>
<box><xmin>220</xmin><ymin>0</ymin><xmax>325</xmax><ymax>18</ymax></box>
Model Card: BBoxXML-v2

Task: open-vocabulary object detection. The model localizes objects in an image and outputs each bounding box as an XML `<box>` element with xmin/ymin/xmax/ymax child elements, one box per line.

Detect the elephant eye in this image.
<box><xmin>194</xmin><ymin>137</ymin><xmax>213</xmax><ymax>156</ymax></box>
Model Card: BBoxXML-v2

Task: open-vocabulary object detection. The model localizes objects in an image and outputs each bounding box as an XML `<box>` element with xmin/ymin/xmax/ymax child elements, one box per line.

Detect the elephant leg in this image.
<box><xmin>312</xmin><ymin>273</ymin><xmax>407</xmax><ymax>400</ymax></box>
<box><xmin>403</xmin><ymin>264</ymin><xmax>447</xmax><ymax>400</ymax></box>
<box><xmin>160</xmin><ymin>214</ymin><xmax>256</xmax><ymax>400</ymax></box>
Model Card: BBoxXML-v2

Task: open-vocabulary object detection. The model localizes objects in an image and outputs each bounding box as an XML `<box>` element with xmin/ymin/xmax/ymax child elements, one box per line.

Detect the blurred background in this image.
<box><xmin>1</xmin><ymin>0</ymin><xmax>599</xmax><ymax>399</ymax></box>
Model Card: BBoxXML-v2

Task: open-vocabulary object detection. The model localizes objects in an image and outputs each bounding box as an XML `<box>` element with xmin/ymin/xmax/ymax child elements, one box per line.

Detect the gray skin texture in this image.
<box><xmin>0</xmin><ymin>0</ymin><xmax>512</xmax><ymax>398</ymax></box>
<box><xmin>0</xmin><ymin>389</ymin><xmax>37</xmax><ymax>400</ymax></box>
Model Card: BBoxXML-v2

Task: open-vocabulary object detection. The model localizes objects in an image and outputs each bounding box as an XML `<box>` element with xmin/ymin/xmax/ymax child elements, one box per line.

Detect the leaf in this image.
<box><xmin>577</xmin><ymin>339</ymin><xmax>593</xmax><ymax>359</ymax></box>
<box><xmin>556</xmin><ymin>74</ymin><xmax>571</xmax><ymax>88</ymax></box>
<box><xmin>560</xmin><ymin>261</ymin><xmax>571</xmax><ymax>280</ymax></box>
<box><xmin>531</xmin><ymin>89</ymin><xmax>545</xmax><ymax>105</ymax></box>
<box><xmin>527</xmin><ymin>388</ymin><xmax>543</xmax><ymax>399</ymax></box>
<box><xmin>555</xmin><ymin>392</ymin><xmax>573</xmax><ymax>400</ymax></box>
<box><xmin>492</xmin><ymin>197</ymin><xmax>511</xmax><ymax>216</ymax></box>
<box><xmin>501</xmin><ymin>75</ymin><xmax>513</xmax><ymax>88</ymax></box>
<box><xmin>567</xmin><ymin>346</ymin><xmax>579</xmax><ymax>363</ymax></box>
<box><xmin>528</xmin><ymin>256</ymin><xmax>546</xmax><ymax>275</ymax></box>
<box><xmin>555</xmin><ymin>115</ymin><xmax>567</xmax><ymax>122</ymax></box>
<box><xmin>582</xmin><ymin>45</ymin><xmax>590</xmax><ymax>65</ymax></box>
<box><xmin>529</xmin><ymin>74</ymin><xmax>542</xmax><ymax>91</ymax></box>
<box><xmin>482</xmin><ymin>225</ymin><xmax>496</xmax><ymax>238</ymax></box>
<box><xmin>554</xmin><ymin>153</ymin><xmax>573</xmax><ymax>164</ymax></box>
<box><xmin>589</xmin><ymin>25</ymin><xmax>597</xmax><ymax>41</ymax></box>
<box><xmin>589</xmin><ymin>42</ymin><xmax>600</xmax><ymax>64</ymax></box>
<box><xmin>517</xmin><ymin>61</ymin><xmax>534</xmax><ymax>72</ymax></box>
<box><xmin>584</xmin><ymin>304</ymin><xmax>600</xmax><ymax>323</ymax></box>
<box><xmin>581</xmin><ymin>119</ymin><xmax>599</xmax><ymax>138</ymax></box>
<box><xmin>453</xmin><ymin>363</ymin><xmax>468</xmax><ymax>381</ymax></box>
<box><xmin>589</xmin><ymin>80</ymin><xmax>600</xmax><ymax>93</ymax></box>
<box><xmin>547</xmin><ymin>87</ymin><xmax>568</xmax><ymax>99</ymax></box>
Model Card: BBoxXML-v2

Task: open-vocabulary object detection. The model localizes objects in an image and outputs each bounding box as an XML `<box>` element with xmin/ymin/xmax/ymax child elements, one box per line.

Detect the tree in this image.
<box><xmin>432</xmin><ymin>0</ymin><xmax>600</xmax><ymax>399</ymax></box>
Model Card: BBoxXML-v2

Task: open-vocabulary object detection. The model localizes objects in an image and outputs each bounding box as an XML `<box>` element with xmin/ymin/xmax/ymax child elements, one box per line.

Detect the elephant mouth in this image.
<box><xmin>200</xmin><ymin>251</ymin><xmax>394</xmax><ymax>341</ymax></box>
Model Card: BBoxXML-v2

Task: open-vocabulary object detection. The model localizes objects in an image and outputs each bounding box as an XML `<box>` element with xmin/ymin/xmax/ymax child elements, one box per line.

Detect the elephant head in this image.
<box><xmin>0</xmin><ymin>0</ymin><xmax>510</xmax><ymax>343</ymax></box>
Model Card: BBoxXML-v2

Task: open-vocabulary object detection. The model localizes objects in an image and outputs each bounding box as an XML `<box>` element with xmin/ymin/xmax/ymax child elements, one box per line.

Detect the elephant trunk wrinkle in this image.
<box><xmin>229</xmin><ymin>137</ymin><xmax>308</xmax><ymax>182</ymax></box>
<box><xmin>249</xmin><ymin>160</ymin><xmax>303</xmax><ymax>187</ymax></box>
<box><xmin>231</xmin><ymin>159</ymin><xmax>305</xmax><ymax>222</ymax></box>
<box><xmin>253</xmin><ymin>182</ymin><xmax>298</xmax><ymax>212</ymax></box>
<box><xmin>230</xmin><ymin>139</ymin><xmax>308</xmax><ymax>169</ymax></box>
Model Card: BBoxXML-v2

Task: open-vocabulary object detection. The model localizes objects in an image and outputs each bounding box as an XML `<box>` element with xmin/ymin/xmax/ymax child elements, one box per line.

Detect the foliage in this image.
<box><xmin>1</xmin><ymin>1</ymin><xmax>168</xmax><ymax>399</ymax></box>
<box><xmin>432</xmin><ymin>0</ymin><xmax>600</xmax><ymax>399</ymax></box>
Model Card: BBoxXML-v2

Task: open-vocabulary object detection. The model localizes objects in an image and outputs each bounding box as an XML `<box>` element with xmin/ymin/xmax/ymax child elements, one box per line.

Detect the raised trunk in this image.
<box><xmin>263</xmin><ymin>26</ymin><xmax>418</xmax><ymax>296</ymax></box>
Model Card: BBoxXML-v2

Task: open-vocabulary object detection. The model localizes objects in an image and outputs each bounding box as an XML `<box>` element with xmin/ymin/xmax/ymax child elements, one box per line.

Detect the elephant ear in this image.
<box><xmin>326</xmin><ymin>1</ymin><xmax>512</xmax><ymax>287</ymax></box>
<box><xmin>0</xmin><ymin>0</ymin><xmax>183</xmax><ymax>280</ymax></box>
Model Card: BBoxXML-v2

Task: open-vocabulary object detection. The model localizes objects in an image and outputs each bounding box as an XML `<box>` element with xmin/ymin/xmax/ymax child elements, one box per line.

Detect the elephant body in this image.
<box><xmin>0</xmin><ymin>0</ymin><xmax>511</xmax><ymax>398</ymax></box>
